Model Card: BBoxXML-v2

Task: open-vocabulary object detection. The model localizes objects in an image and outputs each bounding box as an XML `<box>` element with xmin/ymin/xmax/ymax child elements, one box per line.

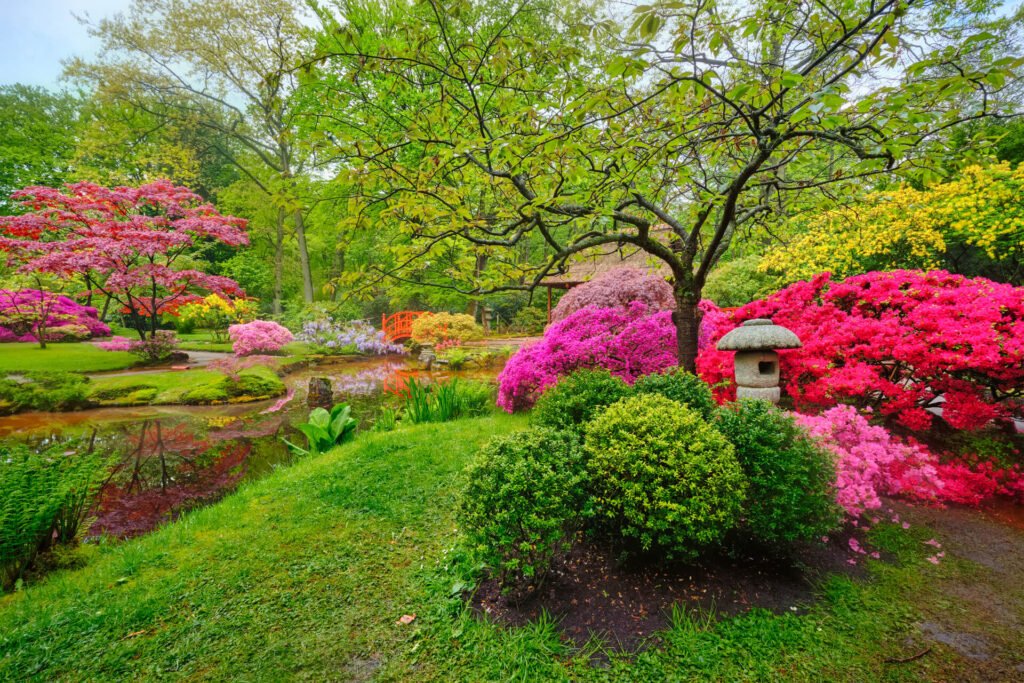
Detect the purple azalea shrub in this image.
<box><xmin>0</xmin><ymin>289</ymin><xmax>111</xmax><ymax>342</ymax></box>
<box><xmin>497</xmin><ymin>300</ymin><xmax>726</xmax><ymax>412</ymax></box>
<box><xmin>229</xmin><ymin>320</ymin><xmax>293</xmax><ymax>356</ymax></box>
<box><xmin>298</xmin><ymin>318</ymin><xmax>405</xmax><ymax>356</ymax></box>
<box><xmin>550</xmin><ymin>267</ymin><xmax>675</xmax><ymax>323</ymax></box>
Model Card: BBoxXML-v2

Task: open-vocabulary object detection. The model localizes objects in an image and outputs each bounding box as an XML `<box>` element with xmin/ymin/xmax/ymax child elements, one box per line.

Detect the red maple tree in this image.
<box><xmin>0</xmin><ymin>180</ymin><xmax>249</xmax><ymax>339</ymax></box>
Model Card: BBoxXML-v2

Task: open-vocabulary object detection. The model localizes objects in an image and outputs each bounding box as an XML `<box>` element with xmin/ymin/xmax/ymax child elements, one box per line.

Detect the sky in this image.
<box><xmin>0</xmin><ymin>0</ymin><xmax>132</xmax><ymax>88</ymax></box>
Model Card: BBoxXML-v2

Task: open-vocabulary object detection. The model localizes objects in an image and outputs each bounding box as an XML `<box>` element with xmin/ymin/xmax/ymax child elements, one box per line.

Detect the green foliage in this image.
<box><xmin>716</xmin><ymin>401</ymin><xmax>843</xmax><ymax>544</ymax></box>
<box><xmin>440</xmin><ymin>347</ymin><xmax>471</xmax><ymax>369</ymax></box>
<box><xmin>508</xmin><ymin>306</ymin><xmax>548</xmax><ymax>335</ymax></box>
<box><xmin>631</xmin><ymin>368</ymin><xmax>717</xmax><ymax>422</ymax></box>
<box><xmin>584</xmin><ymin>395</ymin><xmax>747</xmax><ymax>559</ymax></box>
<box><xmin>287</xmin><ymin>404</ymin><xmax>358</xmax><ymax>456</ymax></box>
<box><xmin>0</xmin><ymin>342</ymin><xmax>136</xmax><ymax>374</ymax></box>
<box><xmin>702</xmin><ymin>255</ymin><xmax>784</xmax><ymax>307</ymax></box>
<box><xmin>459</xmin><ymin>428</ymin><xmax>587</xmax><ymax>594</ymax></box>
<box><xmin>531</xmin><ymin>369</ymin><xmax>631</xmax><ymax>433</ymax></box>
<box><xmin>371</xmin><ymin>407</ymin><xmax>398</xmax><ymax>432</ymax></box>
<box><xmin>1</xmin><ymin>443</ymin><xmax>108</xmax><ymax>590</ymax></box>
<box><xmin>0</xmin><ymin>371</ymin><xmax>90</xmax><ymax>415</ymax></box>
<box><xmin>402</xmin><ymin>378</ymin><xmax>493</xmax><ymax>424</ymax></box>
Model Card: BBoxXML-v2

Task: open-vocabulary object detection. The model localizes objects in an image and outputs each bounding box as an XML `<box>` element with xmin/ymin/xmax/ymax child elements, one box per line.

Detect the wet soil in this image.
<box><xmin>473</xmin><ymin>534</ymin><xmax>866</xmax><ymax>652</ymax></box>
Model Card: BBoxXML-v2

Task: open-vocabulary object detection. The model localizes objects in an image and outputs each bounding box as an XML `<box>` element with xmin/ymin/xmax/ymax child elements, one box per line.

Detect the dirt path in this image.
<box><xmin>896</xmin><ymin>502</ymin><xmax>1024</xmax><ymax>680</ymax></box>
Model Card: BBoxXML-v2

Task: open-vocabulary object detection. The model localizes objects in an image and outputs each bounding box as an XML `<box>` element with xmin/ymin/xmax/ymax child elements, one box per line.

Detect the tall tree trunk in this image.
<box><xmin>273</xmin><ymin>207</ymin><xmax>285</xmax><ymax>316</ymax></box>
<box><xmin>673</xmin><ymin>286</ymin><xmax>700</xmax><ymax>374</ymax></box>
<box><xmin>293</xmin><ymin>209</ymin><xmax>315</xmax><ymax>303</ymax></box>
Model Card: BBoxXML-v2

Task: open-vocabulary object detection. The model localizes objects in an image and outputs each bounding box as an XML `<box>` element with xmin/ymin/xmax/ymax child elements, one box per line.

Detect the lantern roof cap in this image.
<box><xmin>716</xmin><ymin>318</ymin><xmax>802</xmax><ymax>351</ymax></box>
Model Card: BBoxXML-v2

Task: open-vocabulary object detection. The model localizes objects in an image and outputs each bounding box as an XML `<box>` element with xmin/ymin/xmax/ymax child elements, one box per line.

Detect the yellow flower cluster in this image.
<box><xmin>179</xmin><ymin>294</ymin><xmax>257</xmax><ymax>340</ymax></box>
<box><xmin>763</xmin><ymin>163</ymin><xmax>1024</xmax><ymax>280</ymax></box>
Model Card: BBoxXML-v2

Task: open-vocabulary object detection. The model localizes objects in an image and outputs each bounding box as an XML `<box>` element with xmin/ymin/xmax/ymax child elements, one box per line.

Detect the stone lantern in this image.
<box><xmin>716</xmin><ymin>318</ymin><xmax>801</xmax><ymax>404</ymax></box>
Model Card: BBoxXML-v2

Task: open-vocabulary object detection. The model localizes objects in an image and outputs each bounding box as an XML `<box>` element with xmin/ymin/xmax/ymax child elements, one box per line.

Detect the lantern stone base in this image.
<box><xmin>736</xmin><ymin>386</ymin><xmax>781</xmax><ymax>403</ymax></box>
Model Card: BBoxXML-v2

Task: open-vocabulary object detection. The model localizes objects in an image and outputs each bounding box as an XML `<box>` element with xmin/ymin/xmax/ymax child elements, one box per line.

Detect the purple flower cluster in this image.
<box><xmin>298</xmin><ymin>319</ymin><xmax>406</xmax><ymax>356</ymax></box>
<box><xmin>0</xmin><ymin>289</ymin><xmax>111</xmax><ymax>342</ymax></box>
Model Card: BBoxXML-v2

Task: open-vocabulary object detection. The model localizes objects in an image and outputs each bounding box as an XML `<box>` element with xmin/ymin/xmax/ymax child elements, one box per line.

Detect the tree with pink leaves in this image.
<box><xmin>0</xmin><ymin>180</ymin><xmax>248</xmax><ymax>340</ymax></box>
<box><xmin>550</xmin><ymin>267</ymin><xmax>675</xmax><ymax>323</ymax></box>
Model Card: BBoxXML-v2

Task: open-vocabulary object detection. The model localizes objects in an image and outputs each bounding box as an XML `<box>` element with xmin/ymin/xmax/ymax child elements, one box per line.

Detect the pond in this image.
<box><xmin>0</xmin><ymin>355</ymin><xmax>505</xmax><ymax>539</ymax></box>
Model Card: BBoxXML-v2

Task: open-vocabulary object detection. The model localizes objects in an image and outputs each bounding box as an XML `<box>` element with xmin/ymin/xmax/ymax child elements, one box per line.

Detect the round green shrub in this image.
<box><xmin>585</xmin><ymin>394</ymin><xmax>747</xmax><ymax>559</ymax></box>
<box><xmin>458</xmin><ymin>428</ymin><xmax>588</xmax><ymax>594</ymax></box>
<box><xmin>716</xmin><ymin>400</ymin><xmax>842</xmax><ymax>544</ymax></box>
<box><xmin>631</xmin><ymin>368</ymin><xmax>717</xmax><ymax>421</ymax></box>
<box><xmin>531</xmin><ymin>369</ymin><xmax>631</xmax><ymax>433</ymax></box>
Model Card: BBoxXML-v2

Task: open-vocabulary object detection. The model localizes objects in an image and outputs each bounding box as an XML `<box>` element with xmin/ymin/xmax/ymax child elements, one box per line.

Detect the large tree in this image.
<box><xmin>68</xmin><ymin>0</ymin><xmax>320</xmax><ymax>313</ymax></box>
<box><xmin>308</xmin><ymin>0</ymin><xmax>1021</xmax><ymax>371</ymax></box>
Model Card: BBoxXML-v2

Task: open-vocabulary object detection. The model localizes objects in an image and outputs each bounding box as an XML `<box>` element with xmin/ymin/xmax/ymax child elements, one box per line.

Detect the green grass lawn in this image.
<box><xmin>0</xmin><ymin>415</ymin><xmax>980</xmax><ymax>681</ymax></box>
<box><xmin>0</xmin><ymin>343</ymin><xmax>137</xmax><ymax>374</ymax></box>
<box><xmin>88</xmin><ymin>366</ymin><xmax>285</xmax><ymax>406</ymax></box>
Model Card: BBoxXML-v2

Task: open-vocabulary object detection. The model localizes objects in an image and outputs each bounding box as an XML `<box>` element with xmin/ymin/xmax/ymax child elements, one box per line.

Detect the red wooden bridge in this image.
<box><xmin>382</xmin><ymin>311</ymin><xmax>427</xmax><ymax>343</ymax></box>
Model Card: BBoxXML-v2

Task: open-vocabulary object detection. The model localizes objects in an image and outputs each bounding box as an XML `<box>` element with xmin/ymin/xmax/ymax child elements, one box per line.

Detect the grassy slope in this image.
<box><xmin>0</xmin><ymin>343</ymin><xmax>137</xmax><ymax>374</ymax></box>
<box><xmin>88</xmin><ymin>366</ymin><xmax>285</xmax><ymax>406</ymax></box>
<box><xmin>0</xmin><ymin>416</ymin><xmax>965</xmax><ymax>681</ymax></box>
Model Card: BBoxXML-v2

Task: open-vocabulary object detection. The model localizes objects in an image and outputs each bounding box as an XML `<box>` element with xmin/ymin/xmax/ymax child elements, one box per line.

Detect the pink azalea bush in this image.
<box><xmin>699</xmin><ymin>270</ymin><xmax>1024</xmax><ymax>431</ymax></box>
<box><xmin>550</xmin><ymin>267</ymin><xmax>675</xmax><ymax>323</ymax></box>
<box><xmin>795</xmin><ymin>405</ymin><xmax>1024</xmax><ymax>516</ymax></box>
<box><xmin>95</xmin><ymin>336</ymin><xmax>133</xmax><ymax>351</ymax></box>
<box><xmin>0</xmin><ymin>289</ymin><xmax>111</xmax><ymax>342</ymax></box>
<box><xmin>498</xmin><ymin>299</ymin><xmax>726</xmax><ymax>412</ymax></box>
<box><xmin>228</xmin><ymin>320</ymin><xmax>293</xmax><ymax>356</ymax></box>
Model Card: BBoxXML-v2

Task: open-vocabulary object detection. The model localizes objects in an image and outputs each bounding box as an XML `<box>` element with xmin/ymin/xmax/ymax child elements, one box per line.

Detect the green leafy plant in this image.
<box><xmin>441</xmin><ymin>347</ymin><xmax>471</xmax><ymax>370</ymax></box>
<box><xmin>631</xmin><ymin>368</ymin><xmax>717</xmax><ymax>421</ymax></box>
<box><xmin>531</xmin><ymin>369</ymin><xmax>631</xmax><ymax>433</ymax></box>
<box><xmin>1</xmin><ymin>443</ymin><xmax>109</xmax><ymax>590</ymax></box>
<box><xmin>459</xmin><ymin>428</ymin><xmax>587</xmax><ymax>597</ymax></box>
<box><xmin>285</xmin><ymin>404</ymin><xmax>357</xmax><ymax>455</ymax></box>
<box><xmin>372</xmin><ymin>407</ymin><xmax>399</xmax><ymax>432</ymax></box>
<box><xmin>585</xmin><ymin>394</ymin><xmax>747</xmax><ymax>560</ymax></box>
<box><xmin>402</xmin><ymin>378</ymin><xmax>493</xmax><ymax>424</ymax></box>
<box><xmin>716</xmin><ymin>400</ymin><xmax>843</xmax><ymax>545</ymax></box>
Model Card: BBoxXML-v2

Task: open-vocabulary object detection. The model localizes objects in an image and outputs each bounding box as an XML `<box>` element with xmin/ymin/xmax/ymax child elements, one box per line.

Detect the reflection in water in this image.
<box><xmin>0</xmin><ymin>355</ymin><xmax>505</xmax><ymax>539</ymax></box>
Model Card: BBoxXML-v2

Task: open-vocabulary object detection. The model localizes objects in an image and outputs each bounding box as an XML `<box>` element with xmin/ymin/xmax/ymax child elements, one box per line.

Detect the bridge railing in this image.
<box><xmin>381</xmin><ymin>310</ymin><xmax>428</xmax><ymax>343</ymax></box>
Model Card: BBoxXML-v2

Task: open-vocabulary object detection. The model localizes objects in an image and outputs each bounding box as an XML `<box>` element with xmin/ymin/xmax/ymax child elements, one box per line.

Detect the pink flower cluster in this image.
<box><xmin>497</xmin><ymin>302</ymin><xmax>676</xmax><ymax>411</ymax></box>
<box><xmin>550</xmin><ymin>267</ymin><xmax>675</xmax><ymax>323</ymax></box>
<box><xmin>498</xmin><ymin>299</ymin><xmax>727</xmax><ymax>412</ymax></box>
<box><xmin>228</xmin><ymin>320</ymin><xmax>293</xmax><ymax>356</ymax></box>
<box><xmin>699</xmin><ymin>270</ymin><xmax>1024</xmax><ymax>431</ymax></box>
<box><xmin>794</xmin><ymin>405</ymin><xmax>1024</xmax><ymax>516</ymax></box>
<box><xmin>95</xmin><ymin>336</ymin><xmax>133</xmax><ymax>351</ymax></box>
<box><xmin>0</xmin><ymin>289</ymin><xmax>111</xmax><ymax>342</ymax></box>
<box><xmin>794</xmin><ymin>405</ymin><xmax>941</xmax><ymax>516</ymax></box>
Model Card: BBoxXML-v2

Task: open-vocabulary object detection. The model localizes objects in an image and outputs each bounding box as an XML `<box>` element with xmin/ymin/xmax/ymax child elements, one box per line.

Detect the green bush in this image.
<box><xmin>531</xmin><ymin>369</ymin><xmax>631</xmax><ymax>433</ymax></box>
<box><xmin>410</xmin><ymin>312</ymin><xmax>484</xmax><ymax>345</ymax></box>
<box><xmin>716</xmin><ymin>400</ymin><xmax>843</xmax><ymax>544</ymax></box>
<box><xmin>509</xmin><ymin>306</ymin><xmax>547</xmax><ymax>334</ymax></box>
<box><xmin>459</xmin><ymin>428</ymin><xmax>587</xmax><ymax>595</ymax></box>
<box><xmin>1</xmin><ymin>443</ymin><xmax>109</xmax><ymax>590</ymax></box>
<box><xmin>0</xmin><ymin>371</ymin><xmax>90</xmax><ymax>415</ymax></box>
<box><xmin>584</xmin><ymin>394</ymin><xmax>747</xmax><ymax>559</ymax></box>
<box><xmin>631</xmin><ymin>368</ymin><xmax>717</xmax><ymax>421</ymax></box>
<box><xmin>702</xmin><ymin>255</ymin><xmax>783</xmax><ymax>307</ymax></box>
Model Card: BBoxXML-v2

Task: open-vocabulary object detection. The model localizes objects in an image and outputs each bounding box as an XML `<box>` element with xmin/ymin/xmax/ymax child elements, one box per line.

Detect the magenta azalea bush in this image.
<box><xmin>0</xmin><ymin>289</ymin><xmax>111</xmax><ymax>342</ymax></box>
<box><xmin>498</xmin><ymin>300</ymin><xmax>724</xmax><ymax>412</ymax></box>
<box><xmin>550</xmin><ymin>267</ymin><xmax>674</xmax><ymax>323</ymax></box>
<box><xmin>699</xmin><ymin>270</ymin><xmax>1024</xmax><ymax>431</ymax></box>
<box><xmin>228</xmin><ymin>320</ymin><xmax>293</xmax><ymax>356</ymax></box>
<box><xmin>95</xmin><ymin>336</ymin><xmax>133</xmax><ymax>351</ymax></box>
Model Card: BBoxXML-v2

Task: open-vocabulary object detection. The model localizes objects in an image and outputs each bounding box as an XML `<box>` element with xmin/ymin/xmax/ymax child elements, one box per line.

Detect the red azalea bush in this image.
<box><xmin>0</xmin><ymin>289</ymin><xmax>111</xmax><ymax>342</ymax></box>
<box><xmin>699</xmin><ymin>270</ymin><xmax>1024</xmax><ymax>432</ymax></box>
<box><xmin>550</xmin><ymin>267</ymin><xmax>675</xmax><ymax>323</ymax></box>
<box><xmin>228</xmin><ymin>320</ymin><xmax>293</xmax><ymax>356</ymax></box>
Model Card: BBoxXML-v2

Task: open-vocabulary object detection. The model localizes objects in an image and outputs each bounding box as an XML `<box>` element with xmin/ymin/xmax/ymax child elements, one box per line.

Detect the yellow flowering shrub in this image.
<box><xmin>178</xmin><ymin>294</ymin><xmax>257</xmax><ymax>341</ymax></box>
<box><xmin>763</xmin><ymin>163</ymin><xmax>1024</xmax><ymax>281</ymax></box>
<box><xmin>410</xmin><ymin>312</ymin><xmax>483</xmax><ymax>345</ymax></box>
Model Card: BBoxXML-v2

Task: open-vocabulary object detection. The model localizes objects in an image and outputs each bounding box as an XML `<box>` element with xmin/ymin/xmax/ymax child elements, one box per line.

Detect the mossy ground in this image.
<box><xmin>1</xmin><ymin>415</ymin><xmax>1017</xmax><ymax>681</ymax></box>
<box><xmin>87</xmin><ymin>366</ymin><xmax>285</xmax><ymax>406</ymax></box>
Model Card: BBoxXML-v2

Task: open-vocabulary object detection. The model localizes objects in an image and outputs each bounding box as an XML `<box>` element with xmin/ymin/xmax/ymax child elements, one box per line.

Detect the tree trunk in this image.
<box><xmin>273</xmin><ymin>208</ymin><xmax>285</xmax><ymax>316</ymax></box>
<box><xmin>293</xmin><ymin>209</ymin><xmax>315</xmax><ymax>304</ymax></box>
<box><xmin>673</xmin><ymin>288</ymin><xmax>700</xmax><ymax>374</ymax></box>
